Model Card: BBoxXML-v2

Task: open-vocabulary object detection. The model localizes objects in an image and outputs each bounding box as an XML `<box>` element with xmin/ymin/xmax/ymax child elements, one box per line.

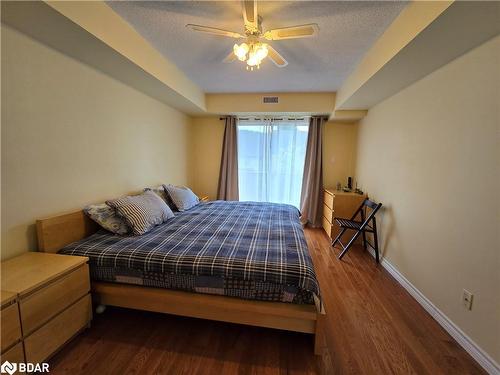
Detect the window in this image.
<box><xmin>237</xmin><ymin>118</ymin><xmax>309</xmax><ymax>208</ymax></box>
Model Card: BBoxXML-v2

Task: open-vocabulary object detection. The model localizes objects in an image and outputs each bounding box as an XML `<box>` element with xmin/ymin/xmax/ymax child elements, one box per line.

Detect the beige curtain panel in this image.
<box><xmin>217</xmin><ymin>116</ymin><xmax>239</xmax><ymax>200</ymax></box>
<box><xmin>300</xmin><ymin>116</ymin><xmax>326</xmax><ymax>227</ymax></box>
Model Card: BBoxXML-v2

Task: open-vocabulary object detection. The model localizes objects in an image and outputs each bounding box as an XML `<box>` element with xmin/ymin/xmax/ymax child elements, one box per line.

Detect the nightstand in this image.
<box><xmin>1</xmin><ymin>252</ymin><xmax>91</xmax><ymax>363</ymax></box>
<box><xmin>1</xmin><ymin>290</ymin><xmax>24</xmax><ymax>363</ymax></box>
<box><xmin>322</xmin><ymin>188</ymin><xmax>367</xmax><ymax>242</ymax></box>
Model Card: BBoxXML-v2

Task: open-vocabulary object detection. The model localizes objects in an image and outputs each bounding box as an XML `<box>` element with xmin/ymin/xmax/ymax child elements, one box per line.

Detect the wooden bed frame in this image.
<box><xmin>36</xmin><ymin>210</ymin><xmax>326</xmax><ymax>355</ymax></box>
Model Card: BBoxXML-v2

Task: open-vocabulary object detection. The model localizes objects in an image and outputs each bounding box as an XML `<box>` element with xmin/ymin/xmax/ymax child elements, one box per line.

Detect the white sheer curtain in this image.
<box><xmin>237</xmin><ymin>118</ymin><xmax>309</xmax><ymax>208</ymax></box>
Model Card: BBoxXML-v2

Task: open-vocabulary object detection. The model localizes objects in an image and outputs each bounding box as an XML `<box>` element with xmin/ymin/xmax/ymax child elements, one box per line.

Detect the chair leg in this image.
<box><xmin>331</xmin><ymin>227</ymin><xmax>347</xmax><ymax>248</ymax></box>
<box><xmin>362</xmin><ymin>230</ymin><xmax>367</xmax><ymax>252</ymax></box>
<box><xmin>361</xmin><ymin>209</ymin><xmax>367</xmax><ymax>251</ymax></box>
<box><xmin>338</xmin><ymin>230</ymin><xmax>362</xmax><ymax>260</ymax></box>
<box><xmin>372</xmin><ymin>218</ymin><xmax>380</xmax><ymax>263</ymax></box>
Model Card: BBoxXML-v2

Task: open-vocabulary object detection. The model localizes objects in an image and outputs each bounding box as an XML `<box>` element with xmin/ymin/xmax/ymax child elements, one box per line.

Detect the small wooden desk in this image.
<box><xmin>322</xmin><ymin>188</ymin><xmax>367</xmax><ymax>242</ymax></box>
<box><xmin>1</xmin><ymin>252</ymin><xmax>91</xmax><ymax>363</ymax></box>
<box><xmin>1</xmin><ymin>290</ymin><xmax>23</xmax><ymax>363</ymax></box>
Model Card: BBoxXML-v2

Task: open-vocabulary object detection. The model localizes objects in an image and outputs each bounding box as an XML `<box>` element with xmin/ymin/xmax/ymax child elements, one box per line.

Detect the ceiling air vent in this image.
<box><xmin>263</xmin><ymin>96</ymin><xmax>279</xmax><ymax>104</ymax></box>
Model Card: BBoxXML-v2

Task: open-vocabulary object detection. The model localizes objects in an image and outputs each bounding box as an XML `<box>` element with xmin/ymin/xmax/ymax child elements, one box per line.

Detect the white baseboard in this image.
<box><xmin>366</xmin><ymin>248</ymin><xmax>500</xmax><ymax>375</ymax></box>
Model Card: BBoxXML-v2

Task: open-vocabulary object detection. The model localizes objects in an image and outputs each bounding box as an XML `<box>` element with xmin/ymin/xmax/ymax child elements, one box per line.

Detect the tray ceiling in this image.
<box><xmin>108</xmin><ymin>1</ymin><xmax>408</xmax><ymax>93</ymax></box>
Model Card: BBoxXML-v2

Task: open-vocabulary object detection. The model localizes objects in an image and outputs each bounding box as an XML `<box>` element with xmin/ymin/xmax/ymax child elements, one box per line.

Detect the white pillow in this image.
<box><xmin>83</xmin><ymin>203</ymin><xmax>130</xmax><ymax>235</ymax></box>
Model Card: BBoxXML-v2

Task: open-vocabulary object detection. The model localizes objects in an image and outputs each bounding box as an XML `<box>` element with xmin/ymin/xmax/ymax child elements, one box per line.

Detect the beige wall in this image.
<box><xmin>323</xmin><ymin>122</ymin><xmax>358</xmax><ymax>190</ymax></box>
<box><xmin>189</xmin><ymin>117</ymin><xmax>358</xmax><ymax>201</ymax></box>
<box><xmin>355</xmin><ymin>35</ymin><xmax>499</xmax><ymax>363</ymax></box>
<box><xmin>1</xmin><ymin>25</ymin><xmax>191</xmax><ymax>260</ymax></box>
<box><xmin>189</xmin><ymin>117</ymin><xmax>225</xmax><ymax>200</ymax></box>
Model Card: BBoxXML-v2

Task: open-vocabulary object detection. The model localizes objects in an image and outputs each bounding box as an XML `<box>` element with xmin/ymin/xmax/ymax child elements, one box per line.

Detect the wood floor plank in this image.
<box><xmin>48</xmin><ymin>228</ymin><xmax>486</xmax><ymax>374</ymax></box>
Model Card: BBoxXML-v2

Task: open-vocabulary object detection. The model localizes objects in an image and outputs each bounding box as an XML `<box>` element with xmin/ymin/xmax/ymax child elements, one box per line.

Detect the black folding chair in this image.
<box><xmin>331</xmin><ymin>199</ymin><xmax>382</xmax><ymax>262</ymax></box>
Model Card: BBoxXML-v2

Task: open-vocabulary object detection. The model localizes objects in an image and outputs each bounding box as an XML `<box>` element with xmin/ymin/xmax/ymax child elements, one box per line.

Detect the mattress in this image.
<box><xmin>59</xmin><ymin>201</ymin><xmax>320</xmax><ymax>305</ymax></box>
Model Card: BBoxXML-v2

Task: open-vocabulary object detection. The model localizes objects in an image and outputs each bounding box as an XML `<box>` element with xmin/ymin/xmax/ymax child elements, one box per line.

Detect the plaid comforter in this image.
<box><xmin>59</xmin><ymin>201</ymin><xmax>320</xmax><ymax>304</ymax></box>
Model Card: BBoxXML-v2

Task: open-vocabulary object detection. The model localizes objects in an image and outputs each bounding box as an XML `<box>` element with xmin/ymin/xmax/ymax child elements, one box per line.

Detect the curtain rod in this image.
<box><xmin>237</xmin><ymin>117</ymin><xmax>308</xmax><ymax>121</ymax></box>
<box><xmin>219</xmin><ymin>115</ymin><xmax>328</xmax><ymax>121</ymax></box>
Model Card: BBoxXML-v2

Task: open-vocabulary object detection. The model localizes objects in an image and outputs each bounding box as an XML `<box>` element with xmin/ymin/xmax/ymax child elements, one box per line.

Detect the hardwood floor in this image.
<box><xmin>48</xmin><ymin>228</ymin><xmax>485</xmax><ymax>375</ymax></box>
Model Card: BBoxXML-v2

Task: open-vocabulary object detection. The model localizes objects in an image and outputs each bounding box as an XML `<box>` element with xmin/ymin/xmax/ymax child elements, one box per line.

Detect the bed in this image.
<box><xmin>36</xmin><ymin>200</ymin><xmax>326</xmax><ymax>355</ymax></box>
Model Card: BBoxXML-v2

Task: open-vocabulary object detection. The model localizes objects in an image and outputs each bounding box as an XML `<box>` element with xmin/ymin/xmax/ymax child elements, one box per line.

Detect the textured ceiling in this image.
<box><xmin>108</xmin><ymin>1</ymin><xmax>408</xmax><ymax>93</ymax></box>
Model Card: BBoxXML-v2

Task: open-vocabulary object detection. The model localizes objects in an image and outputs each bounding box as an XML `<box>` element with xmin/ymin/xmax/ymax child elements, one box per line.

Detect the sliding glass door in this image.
<box><xmin>237</xmin><ymin>118</ymin><xmax>309</xmax><ymax>208</ymax></box>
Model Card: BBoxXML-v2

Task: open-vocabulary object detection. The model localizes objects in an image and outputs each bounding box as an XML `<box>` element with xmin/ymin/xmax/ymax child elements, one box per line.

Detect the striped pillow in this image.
<box><xmin>163</xmin><ymin>184</ymin><xmax>199</xmax><ymax>212</ymax></box>
<box><xmin>106</xmin><ymin>191</ymin><xmax>174</xmax><ymax>235</ymax></box>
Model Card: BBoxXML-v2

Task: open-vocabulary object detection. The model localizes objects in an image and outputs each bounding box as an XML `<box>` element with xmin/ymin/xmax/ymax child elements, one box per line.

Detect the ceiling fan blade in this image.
<box><xmin>242</xmin><ymin>0</ymin><xmax>258</xmax><ymax>31</ymax></box>
<box><xmin>267</xmin><ymin>45</ymin><xmax>288</xmax><ymax>67</ymax></box>
<box><xmin>186</xmin><ymin>24</ymin><xmax>243</xmax><ymax>39</ymax></box>
<box><xmin>223</xmin><ymin>51</ymin><xmax>237</xmax><ymax>63</ymax></box>
<box><xmin>263</xmin><ymin>23</ymin><xmax>319</xmax><ymax>41</ymax></box>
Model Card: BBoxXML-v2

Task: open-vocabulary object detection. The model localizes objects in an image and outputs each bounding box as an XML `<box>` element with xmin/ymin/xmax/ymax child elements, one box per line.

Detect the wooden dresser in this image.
<box><xmin>322</xmin><ymin>188</ymin><xmax>367</xmax><ymax>242</ymax></box>
<box><xmin>1</xmin><ymin>290</ymin><xmax>24</xmax><ymax>363</ymax></box>
<box><xmin>1</xmin><ymin>252</ymin><xmax>91</xmax><ymax>363</ymax></box>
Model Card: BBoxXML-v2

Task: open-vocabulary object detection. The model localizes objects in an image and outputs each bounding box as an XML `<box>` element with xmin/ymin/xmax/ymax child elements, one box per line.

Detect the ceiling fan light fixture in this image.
<box><xmin>255</xmin><ymin>43</ymin><xmax>268</xmax><ymax>60</ymax></box>
<box><xmin>186</xmin><ymin>0</ymin><xmax>320</xmax><ymax>70</ymax></box>
<box><xmin>233</xmin><ymin>43</ymin><xmax>249</xmax><ymax>61</ymax></box>
<box><xmin>246</xmin><ymin>53</ymin><xmax>259</xmax><ymax>67</ymax></box>
<box><xmin>238</xmin><ymin>41</ymin><xmax>268</xmax><ymax>69</ymax></box>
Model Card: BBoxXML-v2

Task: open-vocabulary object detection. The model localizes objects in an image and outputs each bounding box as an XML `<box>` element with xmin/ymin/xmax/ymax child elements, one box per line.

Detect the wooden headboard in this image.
<box><xmin>36</xmin><ymin>210</ymin><xmax>99</xmax><ymax>253</ymax></box>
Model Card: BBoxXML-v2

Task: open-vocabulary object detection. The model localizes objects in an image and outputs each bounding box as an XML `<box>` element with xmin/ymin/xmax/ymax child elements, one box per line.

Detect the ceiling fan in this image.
<box><xmin>186</xmin><ymin>0</ymin><xmax>319</xmax><ymax>71</ymax></box>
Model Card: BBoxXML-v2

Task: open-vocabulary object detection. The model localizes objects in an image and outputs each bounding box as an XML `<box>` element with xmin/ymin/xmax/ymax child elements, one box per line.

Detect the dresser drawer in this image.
<box><xmin>1</xmin><ymin>341</ymin><xmax>25</xmax><ymax>364</ymax></box>
<box><xmin>322</xmin><ymin>216</ymin><xmax>332</xmax><ymax>238</ymax></box>
<box><xmin>323</xmin><ymin>204</ymin><xmax>334</xmax><ymax>223</ymax></box>
<box><xmin>20</xmin><ymin>264</ymin><xmax>89</xmax><ymax>335</ymax></box>
<box><xmin>1</xmin><ymin>302</ymin><xmax>22</xmax><ymax>352</ymax></box>
<box><xmin>24</xmin><ymin>294</ymin><xmax>91</xmax><ymax>363</ymax></box>
<box><xmin>323</xmin><ymin>191</ymin><xmax>334</xmax><ymax>210</ymax></box>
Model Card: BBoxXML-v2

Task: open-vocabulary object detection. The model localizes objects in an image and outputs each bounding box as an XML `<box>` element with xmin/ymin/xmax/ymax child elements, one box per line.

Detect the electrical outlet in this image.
<box><xmin>462</xmin><ymin>289</ymin><xmax>473</xmax><ymax>310</ymax></box>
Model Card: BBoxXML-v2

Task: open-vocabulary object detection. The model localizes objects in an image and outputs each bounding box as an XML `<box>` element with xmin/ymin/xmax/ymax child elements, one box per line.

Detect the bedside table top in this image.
<box><xmin>0</xmin><ymin>290</ymin><xmax>17</xmax><ymax>307</ymax></box>
<box><xmin>1</xmin><ymin>252</ymin><xmax>88</xmax><ymax>297</ymax></box>
<box><xmin>324</xmin><ymin>188</ymin><xmax>366</xmax><ymax>197</ymax></box>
